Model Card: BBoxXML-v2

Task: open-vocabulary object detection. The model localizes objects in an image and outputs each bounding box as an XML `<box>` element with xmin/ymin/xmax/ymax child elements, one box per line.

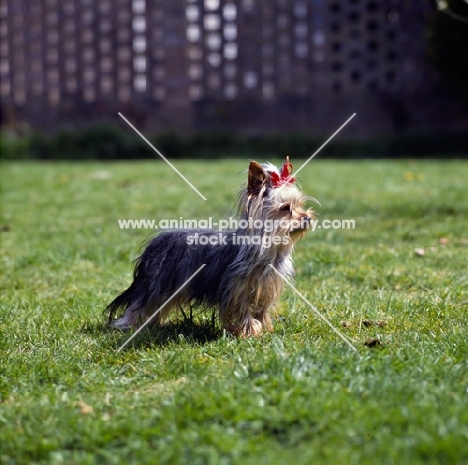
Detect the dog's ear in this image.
<box><xmin>248</xmin><ymin>161</ymin><xmax>267</xmax><ymax>196</ymax></box>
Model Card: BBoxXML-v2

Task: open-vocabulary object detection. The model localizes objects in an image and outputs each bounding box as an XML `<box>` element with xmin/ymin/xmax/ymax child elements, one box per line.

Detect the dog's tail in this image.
<box><xmin>105</xmin><ymin>280</ymin><xmax>149</xmax><ymax>330</ymax></box>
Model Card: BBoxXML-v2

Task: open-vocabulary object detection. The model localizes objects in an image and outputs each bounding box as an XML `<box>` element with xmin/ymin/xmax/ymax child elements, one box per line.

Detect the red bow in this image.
<box><xmin>270</xmin><ymin>156</ymin><xmax>296</xmax><ymax>187</ymax></box>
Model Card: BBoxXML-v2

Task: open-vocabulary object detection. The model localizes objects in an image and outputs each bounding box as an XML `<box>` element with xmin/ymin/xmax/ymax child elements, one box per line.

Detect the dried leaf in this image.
<box><xmin>414</xmin><ymin>247</ymin><xmax>425</xmax><ymax>257</ymax></box>
<box><xmin>361</xmin><ymin>319</ymin><xmax>387</xmax><ymax>327</ymax></box>
<box><xmin>77</xmin><ymin>400</ymin><xmax>94</xmax><ymax>415</ymax></box>
<box><xmin>364</xmin><ymin>338</ymin><xmax>382</xmax><ymax>348</ymax></box>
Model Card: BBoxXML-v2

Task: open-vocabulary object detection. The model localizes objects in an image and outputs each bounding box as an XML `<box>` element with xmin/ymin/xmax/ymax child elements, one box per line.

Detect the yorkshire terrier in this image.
<box><xmin>106</xmin><ymin>157</ymin><xmax>315</xmax><ymax>337</ymax></box>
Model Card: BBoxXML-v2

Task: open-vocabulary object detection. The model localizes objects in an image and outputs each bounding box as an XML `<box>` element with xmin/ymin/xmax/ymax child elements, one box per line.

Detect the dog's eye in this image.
<box><xmin>280</xmin><ymin>204</ymin><xmax>291</xmax><ymax>212</ymax></box>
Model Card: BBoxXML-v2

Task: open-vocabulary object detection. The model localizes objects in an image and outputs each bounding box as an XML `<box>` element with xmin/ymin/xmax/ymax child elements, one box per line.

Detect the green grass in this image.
<box><xmin>1</xmin><ymin>159</ymin><xmax>467</xmax><ymax>465</ymax></box>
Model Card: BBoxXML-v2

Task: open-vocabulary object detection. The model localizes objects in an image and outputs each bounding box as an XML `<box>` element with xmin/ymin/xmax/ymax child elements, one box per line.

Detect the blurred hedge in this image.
<box><xmin>1</xmin><ymin>125</ymin><xmax>467</xmax><ymax>160</ymax></box>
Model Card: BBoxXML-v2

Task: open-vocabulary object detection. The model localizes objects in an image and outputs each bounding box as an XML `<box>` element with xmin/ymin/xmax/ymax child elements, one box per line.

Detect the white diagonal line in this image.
<box><xmin>294</xmin><ymin>112</ymin><xmax>356</xmax><ymax>177</ymax></box>
<box><xmin>118</xmin><ymin>112</ymin><xmax>207</xmax><ymax>201</ymax></box>
<box><xmin>269</xmin><ymin>264</ymin><xmax>359</xmax><ymax>354</ymax></box>
<box><xmin>117</xmin><ymin>264</ymin><xmax>206</xmax><ymax>352</ymax></box>
<box><xmin>278</xmin><ymin>113</ymin><xmax>356</xmax><ymax>192</ymax></box>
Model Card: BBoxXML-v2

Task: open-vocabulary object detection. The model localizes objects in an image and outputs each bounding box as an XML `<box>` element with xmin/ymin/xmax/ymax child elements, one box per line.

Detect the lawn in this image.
<box><xmin>0</xmin><ymin>159</ymin><xmax>467</xmax><ymax>465</ymax></box>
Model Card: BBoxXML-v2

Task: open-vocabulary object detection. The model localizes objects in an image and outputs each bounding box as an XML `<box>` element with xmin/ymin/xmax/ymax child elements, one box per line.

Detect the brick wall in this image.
<box><xmin>1</xmin><ymin>0</ymin><xmax>460</xmax><ymax>137</ymax></box>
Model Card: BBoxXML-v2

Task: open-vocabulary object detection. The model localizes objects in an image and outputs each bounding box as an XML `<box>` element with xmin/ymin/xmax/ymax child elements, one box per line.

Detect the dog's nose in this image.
<box><xmin>300</xmin><ymin>216</ymin><xmax>312</xmax><ymax>229</ymax></box>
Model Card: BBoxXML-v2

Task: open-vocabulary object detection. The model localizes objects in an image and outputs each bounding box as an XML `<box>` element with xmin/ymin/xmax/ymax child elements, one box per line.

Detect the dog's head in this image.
<box><xmin>242</xmin><ymin>157</ymin><xmax>316</xmax><ymax>244</ymax></box>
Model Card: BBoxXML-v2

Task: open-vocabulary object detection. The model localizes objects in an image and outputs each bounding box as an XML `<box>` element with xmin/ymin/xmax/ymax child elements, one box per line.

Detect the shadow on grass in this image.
<box><xmin>83</xmin><ymin>313</ymin><xmax>223</xmax><ymax>350</ymax></box>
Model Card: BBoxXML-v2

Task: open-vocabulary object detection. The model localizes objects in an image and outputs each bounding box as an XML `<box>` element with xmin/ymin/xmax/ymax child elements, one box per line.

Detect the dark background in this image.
<box><xmin>1</xmin><ymin>0</ymin><xmax>467</xmax><ymax>158</ymax></box>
